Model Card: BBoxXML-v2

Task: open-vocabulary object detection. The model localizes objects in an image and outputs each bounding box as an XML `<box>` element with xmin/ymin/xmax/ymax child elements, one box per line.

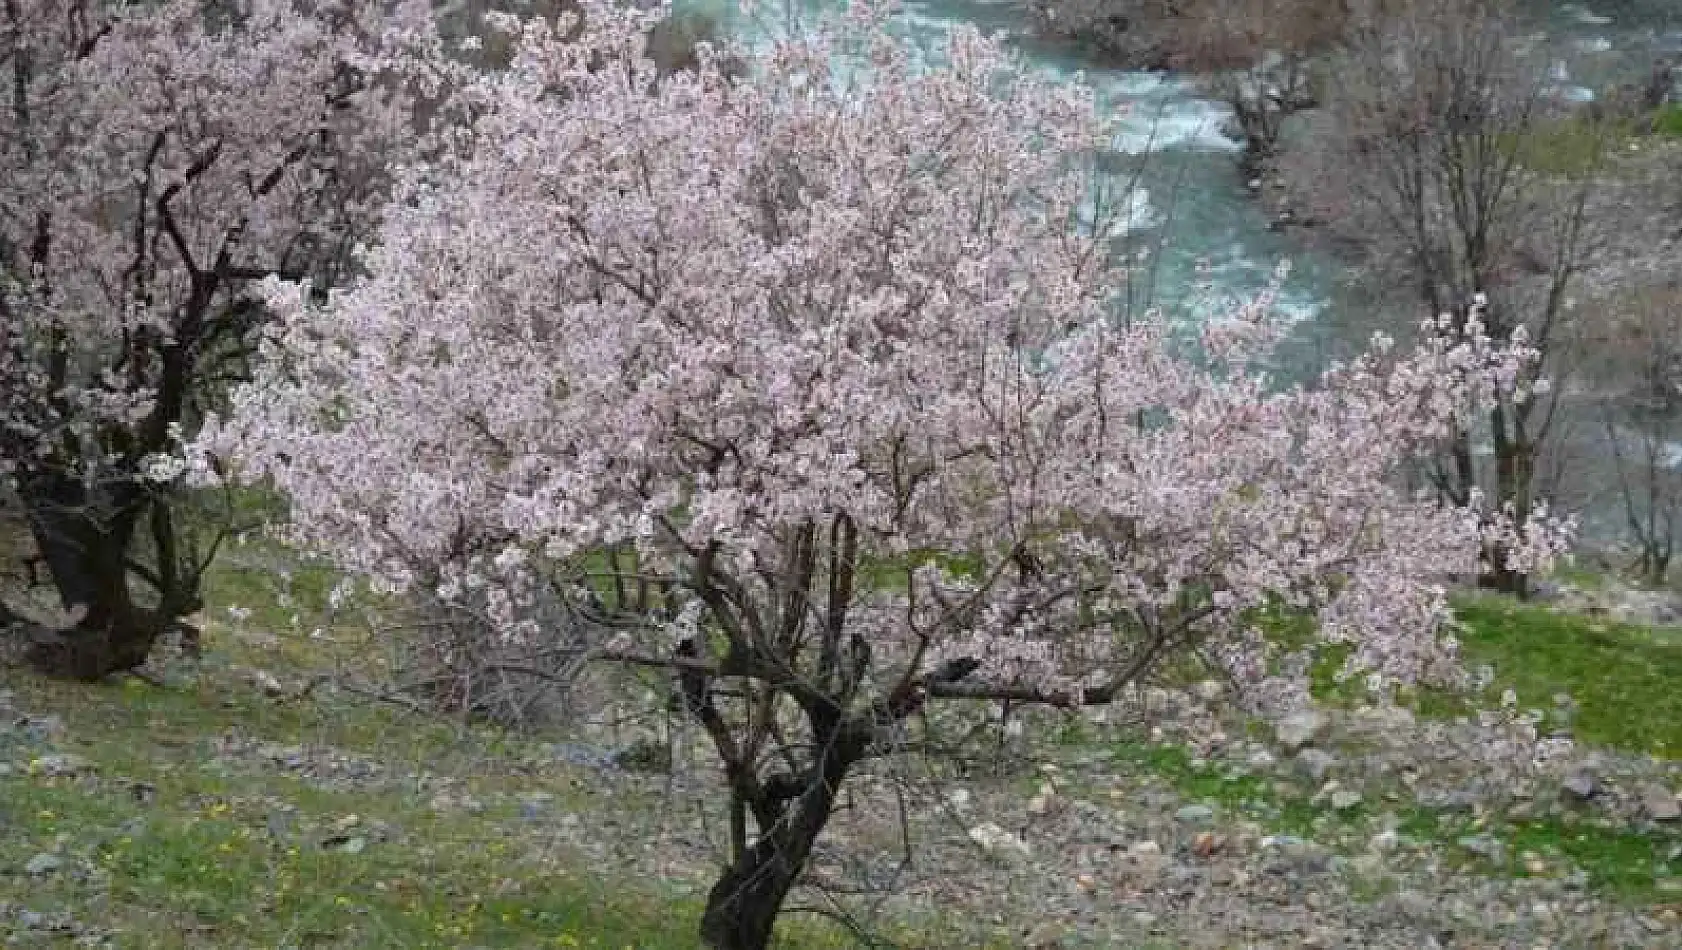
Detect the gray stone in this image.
<box><xmin>31</xmin><ymin>753</ymin><xmax>93</xmax><ymax>777</ymax></box>
<box><xmin>20</xmin><ymin>715</ymin><xmax>66</xmax><ymax>743</ymax></box>
<box><xmin>23</xmin><ymin>853</ymin><xmax>62</xmax><ymax>876</ymax></box>
<box><xmin>520</xmin><ymin>792</ymin><xmax>555</xmax><ymax>820</ymax></box>
<box><xmin>1380</xmin><ymin>889</ymin><xmax>1435</xmax><ymax>925</ymax></box>
<box><xmin>1274</xmin><ymin>710</ymin><xmax>1328</xmax><ymax>752</ymax></box>
<box><xmin>1641</xmin><ymin>783</ymin><xmax>1681</xmax><ymax>821</ymax></box>
<box><xmin>1561</xmin><ymin>770</ymin><xmax>1597</xmax><ymax>800</ymax></box>
<box><xmin>1458</xmin><ymin>834</ymin><xmax>1506</xmax><ymax>863</ymax></box>
<box><xmin>1330</xmin><ymin>789</ymin><xmax>1362</xmax><ymax>811</ymax></box>
<box><xmin>968</xmin><ymin>822</ymin><xmax>1031</xmax><ymax>864</ymax></box>
<box><xmin>1295</xmin><ymin>748</ymin><xmax>1337</xmax><ymax>782</ymax></box>
<box><xmin>1175</xmin><ymin>804</ymin><xmax>1214</xmax><ymax>824</ymax></box>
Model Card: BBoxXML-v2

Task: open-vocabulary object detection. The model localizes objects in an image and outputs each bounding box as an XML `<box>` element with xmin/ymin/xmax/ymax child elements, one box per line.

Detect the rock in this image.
<box><xmin>1025</xmin><ymin>921</ymin><xmax>1067</xmax><ymax>948</ymax></box>
<box><xmin>1274</xmin><ymin>710</ymin><xmax>1328</xmax><ymax>752</ymax></box>
<box><xmin>1175</xmin><ymin>804</ymin><xmax>1214</xmax><ymax>824</ymax></box>
<box><xmin>1027</xmin><ymin>781</ymin><xmax>1057</xmax><ymax>816</ymax></box>
<box><xmin>945</xmin><ymin>787</ymin><xmax>972</xmax><ymax>811</ymax></box>
<box><xmin>1330</xmin><ymin>789</ymin><xmax>1362</xmax><ymax>811</ymax></box>
<box><xmin>1295</xmin><ymin>748</ymin><xmax>1337</xmax><ymax>782</ymax></box>
<box><xmin>520</xmin><ymin>792</ymin><xmax>554</xmax><ymax>819</ymax></box>
<box><xmin>30</xmin><ymin>753</ymin><xmax>94</xmax><ymax>777</ymax></box>
<box><xmin>1349</xmin><ymin>853</ymin><xmax>1383</xmax><ymax>878</ymax></box>
<box><xmin>1380</xmin><ymin>889</ymin><xmax>1435</xmax><ymax>926</ymax></box>
<box><xmin>1368</xmin><ymin>830</ymin><xmax>1399</xmax><ymax>853</ymax></box>
<box><xmin>1641</xmin><ymin>784</ymin><xmax>1681</xmax><ymax>821</ymax></box>
<box><xmin>968</xmin><ymin>823</ymin><xmax>1031</xmax><ymax>864</ymax></box>
<box><xmin>1127</xmin><ymin>839</ymin><xmax>1166</xmax><ymax>874</ymax></box>
<box><xmin>20</xmin><ymin>715</ymin><xmax>66</xmax><ymax>743</ymax></box>
<box><xmin>249</xmin><ymin>668</ymin><xmax>285</xmax><ymax>697</ymax></box>
<box><xmin>1193</xmin><ymin>679</ymin><xmax>1224</xmax><ymax>702</ymax></box>
<box><xmin>1458</xmin><ymin>834</ymin><xmax>1506</xmax><ymax>863</ymax></box>
<box><xmin>1191</xmin><ymin>831</ymin><xmax>1222</xmax><ymax>857</ymax></box>
<box><xmin>23</xmin><ymin>853</ymin><xmax>62</xmax><ymax>876</ymax></box>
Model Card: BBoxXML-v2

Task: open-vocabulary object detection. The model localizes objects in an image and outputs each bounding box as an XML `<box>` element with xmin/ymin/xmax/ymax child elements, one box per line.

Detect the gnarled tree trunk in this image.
<box><xmin>698</xmin><ymin>728</ymin><xmax>858</xmax><ymax>950</ymax></box>
<box><xmin>15</xmin><ymin>478</ymin><xmax>168</xmax><ymax>679</ymax></box>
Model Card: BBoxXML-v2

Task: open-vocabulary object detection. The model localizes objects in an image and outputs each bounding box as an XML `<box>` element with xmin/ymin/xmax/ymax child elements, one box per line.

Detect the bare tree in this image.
<box><xmin>1317</xmin><ymin>0</ymin><xmax>1603</xmax><ymax>595</ymax></box>
<box><xmin>1584</xmin><ymin>286</ymin><xmax>1682</xmax><ymax>585</ymax></box>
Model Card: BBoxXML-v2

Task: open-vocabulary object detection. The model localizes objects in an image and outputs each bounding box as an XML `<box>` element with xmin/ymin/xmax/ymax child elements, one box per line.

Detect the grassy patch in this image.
<box><xmin>0</xmin><ymin>550</ymin><xmax>938</xmax><ymax>949</ymax></box>
<box><xmin>1653</xmin><ymin>104</ymin><xmax>1682</xmax><ymax>138</ymax></box>
<box><xmin>1451</xmin><ymin>597</ymin><xmax>1682</xmax><ymax>757</ymax></box>
<box><xmin>1504</xmin><ymin>115</ymin><xmax>1633</xmax><ymax>177</ymax></box>
<box><xmin>1267</xmin><ymin>593</ymin><xmax>1682</xmax><ymax>756</ymax></box>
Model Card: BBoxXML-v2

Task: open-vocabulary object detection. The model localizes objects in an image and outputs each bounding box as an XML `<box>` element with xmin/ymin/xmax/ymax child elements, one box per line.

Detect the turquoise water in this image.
<box><xmin>678</xmin><ymin>0</ymin><xmax>1340</xmax><ymax>331</ymax></box>
<box><xmin>681</xmin><ymin>0</ymin><xmax>1679</xmax><ymax>347</ymax></box>
<box><xmin>679</xmin><ymin>0</ymin><xmax>1682</xmax><ymax>544</ymax></box>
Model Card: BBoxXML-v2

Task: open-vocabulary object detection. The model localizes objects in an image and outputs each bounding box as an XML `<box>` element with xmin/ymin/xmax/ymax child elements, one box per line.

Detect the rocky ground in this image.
<box><xmin>5</xmin><ymin>542</ymin><xmax>1682</xmax><ymax>947</ymax></box>
<box><xmin>9</xmin><ymin>643</ymin><xmax>1679</xmax><ymax>948</ymax></box>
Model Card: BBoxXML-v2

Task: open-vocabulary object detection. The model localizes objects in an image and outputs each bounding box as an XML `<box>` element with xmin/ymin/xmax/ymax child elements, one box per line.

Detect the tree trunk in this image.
<box><xmin>698</xmin><ymin>743</ymin><xmax>854</xmax><ymax>950</ymax></box>
<box><xmin>1482</xmin><ymin>404</ymin><xmax>1532</xmax><ymax>598</ymax></box>
<box><xmin>17</xmin><ymin>481</ymin><xmax>165</xmax><ymax>679</ymax></box>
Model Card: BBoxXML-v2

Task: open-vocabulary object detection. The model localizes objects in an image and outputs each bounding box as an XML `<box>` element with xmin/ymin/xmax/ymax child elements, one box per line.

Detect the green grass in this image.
<box><xmin>1288</xmin><ymin>593</ymin><xmax>1682</xmax><ymax>756</ymax></box>
<box><xmin>0</xmin><ymin>544</ymin><xmax>941</xmax><ymax>949</ymax></box>
<box><xmin>1</xmin><ymin>661</ymin><xmax>911</xmax><ymax>948</ymax></box>
<box><xmin>1504</xmin><ymin>115</ymin><xmax>1631</xmax><ymax>177</ymax></box>
<box><xmin>1451</xmin><ymin>596</ymin><xmax>1682</xmax><ymax>757</ymax></box>
<box><xmin>1653</xmin><ymin>104</ymin><xmax>1682</xmax><ymax>138</ymax></box>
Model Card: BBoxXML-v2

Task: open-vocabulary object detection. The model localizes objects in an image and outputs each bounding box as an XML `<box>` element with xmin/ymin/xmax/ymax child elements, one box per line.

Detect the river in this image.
<box><xmin>674</xmin><ymin>0</ymin><xmax>1682</xmax><ymax>545</ymax></box>
<box><xmin>678</xmin><ymin>0</ymin><xmax>1678</xmax><ymax>338</ymax></box>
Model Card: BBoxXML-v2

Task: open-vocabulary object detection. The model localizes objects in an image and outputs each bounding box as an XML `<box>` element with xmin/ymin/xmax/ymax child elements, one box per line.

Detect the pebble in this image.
<box><xmin>1175</xmin><ymin>804</ymin><xmax>1214</xmax><ymax>824</ymax></box>
<box><xmin>1296</xmin><ymin>748</ymin><xmax>1337</xmax><ymax>781</ymax></box>
<box><xmin>23</xmin><ymin>853</ymin><xmax>62</xmax><ymax>876</ymax></box>
<box><xmin>1561</xmin><ymin>769</ymin><xmax>1597</xmax><ymax>800</ymax></box>
<box><xmin>29</xmin><ymin>753</ymin><xmax>94</xmax><ymax>777</ymax></box>
<box><xmin>968</xmin><ymin>822</ymin><xmax>1032</xmax><ymax>864</ymax></box>
<box><xmin>1274</xmin><ymin>710</ymin><xmax>1328</xmax><ymax>752</ymax></box>
<box><xmin>1639</xmin><ymin>783</ymin><xmax>1680</xmax><ymax>821</ymax></box>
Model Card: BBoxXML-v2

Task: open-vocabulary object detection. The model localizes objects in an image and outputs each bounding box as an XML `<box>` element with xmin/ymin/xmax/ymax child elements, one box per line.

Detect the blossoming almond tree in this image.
<box><xmin>0</xmin><ymin>0</ymin><xmax>448</xmax><ymax>677</ymax></box>
<box><xmin>201</xmin><ymin>5</ymin><xmax>1567</xmax><ymax>946</ymax></box>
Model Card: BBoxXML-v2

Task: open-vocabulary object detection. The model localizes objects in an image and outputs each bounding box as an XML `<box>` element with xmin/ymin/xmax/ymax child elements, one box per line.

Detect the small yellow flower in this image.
<box><xmin>36</xmin><ymin>809</ymin><xmax>55</xmax><ymax>821</ymax></box>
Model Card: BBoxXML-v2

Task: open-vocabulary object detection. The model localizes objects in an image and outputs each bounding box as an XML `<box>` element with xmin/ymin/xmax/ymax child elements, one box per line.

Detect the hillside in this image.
<box><xmin>4</xmin><ymin>545</ymin><xmax>1682</xmax><ymax>947</ymax></box>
